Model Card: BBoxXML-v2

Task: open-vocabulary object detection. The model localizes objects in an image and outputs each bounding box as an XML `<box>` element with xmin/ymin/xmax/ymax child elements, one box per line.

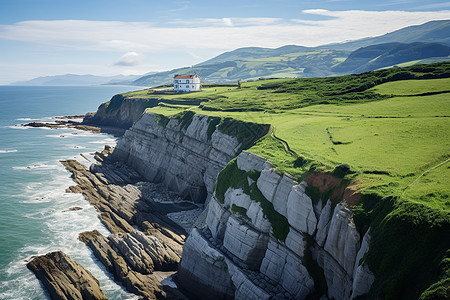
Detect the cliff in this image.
<box><xmin>178</xmin><ymin>152</ymin><xmax>375</xmax><ymax>299</ymax></box>
<box><xmin>111</xmin><ymin>111</ymin><xmax>269</xmax><ymax>203</ymax></box>
<box><xmin>102</xmin><ymin>111</ymin><xmax>375</xmax><ymax>298</ymax></box>
<box><xmin>84</xmin><ymin>94</ymin><xmax>153</xmax><ymax>128</ymax></box>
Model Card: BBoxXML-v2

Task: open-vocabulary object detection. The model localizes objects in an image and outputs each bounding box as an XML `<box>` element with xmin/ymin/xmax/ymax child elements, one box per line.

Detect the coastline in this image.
<box><xmin>23</xmin><ymin>118</ymin><xmax>200</xmax><ymax>299</ymax></box>
<box><xmin>20</xmin><ymin>114</ymin><xmax>127</xmax><ymax>137</ymax></box>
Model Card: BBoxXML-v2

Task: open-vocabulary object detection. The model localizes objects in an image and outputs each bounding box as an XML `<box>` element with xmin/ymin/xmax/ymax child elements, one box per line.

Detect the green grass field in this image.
<box><xmin>132</xmin><ymin>64</ymin><xmax>450</xmax><ymax>209</ymax></box>
<box><xmin>116</xmin><ymin>62</ymin><xmax>450</xmax><ymax>299</ymax></box>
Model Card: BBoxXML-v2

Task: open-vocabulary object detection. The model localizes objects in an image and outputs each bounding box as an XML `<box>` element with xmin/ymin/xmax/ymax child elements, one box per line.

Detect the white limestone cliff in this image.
<box><xmin>179</xmin><ymin>151</ymin><xmax>375</xmax><ymax>299</ymax></box>
<box><xmin>111</xmin><ymin>113</ymin><xmax>252</xmax><ymax>203</ymax></box>
<box><xmin>106</xmin><ymin>111</ymin><xmax>375</xmax><ymax>299</ymax></box>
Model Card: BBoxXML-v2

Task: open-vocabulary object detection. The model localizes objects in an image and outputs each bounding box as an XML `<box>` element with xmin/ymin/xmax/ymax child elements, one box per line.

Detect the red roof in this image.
<box><xmin>174</xmin><ymin>74</ymin><xmax>199</xmax><ymax>79</ymax></box>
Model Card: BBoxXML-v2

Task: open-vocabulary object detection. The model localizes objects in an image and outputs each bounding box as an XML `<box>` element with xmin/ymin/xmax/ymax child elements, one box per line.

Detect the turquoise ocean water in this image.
<box><xmin>0</xmin><ymin>86</ymin><xmax>141</xmax><ymax>299</ymax></box>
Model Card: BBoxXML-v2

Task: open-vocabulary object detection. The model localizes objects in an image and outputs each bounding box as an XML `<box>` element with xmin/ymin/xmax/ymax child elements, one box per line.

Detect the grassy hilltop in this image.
<box><xmin>109</xmin><ymin>62</ymin><xmax>450</xmax><ymax>299</ymax></box>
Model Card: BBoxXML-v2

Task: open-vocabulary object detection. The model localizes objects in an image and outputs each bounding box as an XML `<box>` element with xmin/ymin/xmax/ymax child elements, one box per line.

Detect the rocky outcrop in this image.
<box><xmin>79</xmin><ymin>230</ymin><xmax>174</xmax><ymax>299</ymax></box>
<box><xmin>61</xmin><ymin>147</ymin><xmax>198</xmax><ymax>299</ymax></box>
<box><xmin>83</xmin><ymin>94</ymin><xmax>152</xmax><ymax>129</ymax></box>
<box><xmin>21</xmin><ymin>115</ymin><xmax>126</xmax><ymax>136</ymax></box>
<box><xmin>27</xmin><ymin>251</ymin><xmax>107</xmax><ymax>300</ymax></box>
<box><xmin>111</xmin><ymin>112</ymin><xmax>269</xmax><ymax>203</ymax></box>
<box><xmin>178</xmin><ymin>151</ymin><xmax>375</xmax><ymax>299</ymax></box>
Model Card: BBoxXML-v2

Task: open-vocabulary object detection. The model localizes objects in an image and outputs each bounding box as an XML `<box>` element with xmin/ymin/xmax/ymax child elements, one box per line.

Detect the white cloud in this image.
<box><xmin>0</xmin><ymin>10</ymin><xmax>448</xmax><ymax>54</ymax></box>
<box><xmin>168</xmin><ymin>17</ymin><xmax>281</xmax><ymax>27</ymax></box>
<box><xmin>0</xmin><ymin>9</ymin><xmax>449</xmax><ymax>83</ymax></box>
<box><xmin>222</xmin><ymin>18</ymin><xmax>233</xmax><ymax>27</ymax></box>
<box><xmin>114</xmin><ymin>52</ymin><xmax>144</xmax><ymax>66</ymax></box>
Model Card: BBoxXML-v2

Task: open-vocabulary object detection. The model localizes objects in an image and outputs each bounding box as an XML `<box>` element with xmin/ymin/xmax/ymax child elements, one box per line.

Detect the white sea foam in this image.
<box><xmin>8</xmin><ymin>125</ymin><xmax>30</xmax><ymax>130</ymax></box>
<box><xmin>66</xmin><ymin>145</ymin><xmax>86</xmax><ymax>150</ymax></box>
<box><xmin>12</xmin><ymin>163</ymin><xmax>58</xmax><ymax>171</ymax></box>
<box><xmin>15</xmin><ymin>118</ymin><xmax>39</xmax><ymax>121</ymax></box>
<box><xmin>88</xmin><ymin>138</ymin><xmax>117</xmax><ymax>144</ymax></box>
<box><xmin>0</xmin><ymin>150</ymin><xmax>18</xmax><ymax>153</ymax></box>
<box><xmin>1</xmin><ymin>156</ymin><xmax>138</xmax><ymax>299</ymax></box>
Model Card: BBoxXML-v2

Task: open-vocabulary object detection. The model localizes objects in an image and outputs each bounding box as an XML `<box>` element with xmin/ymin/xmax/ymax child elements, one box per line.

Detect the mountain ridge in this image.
<box><xmin>11</xmin><ymin>73</ymin><xmax>143</xmax><ymax>86</ymax></box>
<box><xmin>133</xmin><ymin>20</ymin><xmax>450</xmax><ymax>86</ymax></box>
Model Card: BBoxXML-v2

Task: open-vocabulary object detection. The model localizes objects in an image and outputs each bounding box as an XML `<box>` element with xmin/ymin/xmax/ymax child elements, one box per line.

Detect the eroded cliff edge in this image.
<box><xmin>110</xmin><ymin>111</ymin><xmax>269</xmax><ymax>203</ymax></box>
<box><xmin>178</xmin><ymin>152</ymin><xmax>374</xmax><ymax>300</ymax></box>
<box><xmin>106</xmin><ymin>111</ymin><xmax>375</xmax><ymax>299</ymax></box>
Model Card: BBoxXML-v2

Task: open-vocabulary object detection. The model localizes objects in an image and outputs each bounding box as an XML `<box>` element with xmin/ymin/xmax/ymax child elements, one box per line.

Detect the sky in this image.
<box><xmin>0</xmin><ymin>0</ymin><xmax>449</xmax><ymax>84</ymax></box>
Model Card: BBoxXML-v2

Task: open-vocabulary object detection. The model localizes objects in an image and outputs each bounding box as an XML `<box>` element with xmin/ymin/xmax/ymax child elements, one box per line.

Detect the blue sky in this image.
<box><xmin>0</xmin><ymin>0</ymin><xmax>449</xmax><ymax>84</ymax></box>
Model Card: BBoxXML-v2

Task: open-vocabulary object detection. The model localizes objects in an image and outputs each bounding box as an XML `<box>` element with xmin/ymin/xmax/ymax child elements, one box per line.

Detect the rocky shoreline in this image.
<box><xmin>28</xmin><ymin>144</ymin><xmax>200</xmax><ymax>299</ymax></box>
<box><xmin>25</xmin><ymin>110</ymin><xmax>375</xmax><ymax>299</ymax></box>
<box><xmin>27</xmin><ymin>251</ymin><xmax>108</xmax><ymax>300</ymax></box>
<box><xmin>20</xmin><ymin>115</ymin><xmax>127</xmax><ymax>136</ymax></box>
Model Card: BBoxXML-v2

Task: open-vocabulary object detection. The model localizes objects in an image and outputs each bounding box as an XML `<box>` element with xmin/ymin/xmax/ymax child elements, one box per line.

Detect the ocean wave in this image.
<box><xmin>88</xmin><ymin>138</ymin><xmax>117</xmax><ymax>145</ymax></box>
<box><xmin>1</xmin><ymin>164</ymin><xmax>137</xmax><ymax>300</ymax></box>
<box><xmin>7</xmin><ymin>125</ymin><xmax>30</xmax><ymax>130</ymax></box>
<box><xmin>15</xmin><ymin>118</ymin><xmax>40</xmax><ymax>121</ymax></box>
<box><xmin>0</xmin><ymin>150</ymin><xmax>18</xmax><ymax>154</ymax></box>
<box><xmin>12</xmin><ymin>163</ymin><xmax>58</xmax><ymax>170</ymax></box>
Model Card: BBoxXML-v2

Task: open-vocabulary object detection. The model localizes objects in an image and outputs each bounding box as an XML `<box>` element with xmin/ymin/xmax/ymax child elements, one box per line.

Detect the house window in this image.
<box><xmin>186</xmin><ymin>85</ymin><xmax>189</xmax><ymax>88</ymax></box>
<box><xmin>175</xmin><ymin>85</ymin><xmax>178</xmax><ymax>88</ymax></box>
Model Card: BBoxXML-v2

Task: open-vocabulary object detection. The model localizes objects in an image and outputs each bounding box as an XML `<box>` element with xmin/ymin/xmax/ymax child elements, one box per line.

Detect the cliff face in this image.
<box><xmin>178</xmin><ymin>151</ymin><xmax>375</xmax><ymax>299</ymax></box>
<box><xmin>84</xmin><ymin>94</ymin><xmax>154</xmax><ymax>128</ymax></box>
<box><xmin>111</xmin><ymin>112</ymin><xmax>268</xmax><ymax>203</ymax></box>
<box><xmin>106</xmin><ymin>110</ymin><xmax>374</xmax><ymax>298</ymax></box>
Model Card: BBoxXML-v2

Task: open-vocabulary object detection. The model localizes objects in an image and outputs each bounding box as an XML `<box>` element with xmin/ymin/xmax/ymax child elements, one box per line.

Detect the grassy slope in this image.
<box><xmin>119</xmin><ymin>62</ymin><xmax>450</xmax><ymax>299</ymax></box>
<box><xmin>133</xmin><ymin>49</ymin><xmax>349</xmax><ymax>86</ymax></box>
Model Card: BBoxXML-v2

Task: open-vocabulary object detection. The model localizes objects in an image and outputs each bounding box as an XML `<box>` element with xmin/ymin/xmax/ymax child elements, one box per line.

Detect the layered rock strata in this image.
<box><xmin>61</xmin><ymin>146</ymin><xmax>198</xmax><ymax>299</ymax></box>
<box><xmin>111</xmin><ymin>112</ymin><xmax>268</xmax><ymax>203</ymax></box>
<box><xmin>26</xmin><ymin>251</ymin><xmax>107</xmax><ymax>300</ymax></box>
<box><xmin>178</xmin><ymin>151</ymin><xmax>375</xmax><ymax>299</ymax></box>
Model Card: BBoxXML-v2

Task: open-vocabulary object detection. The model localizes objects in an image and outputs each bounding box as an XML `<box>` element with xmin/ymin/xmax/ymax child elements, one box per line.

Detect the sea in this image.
<box><xmin>0</xmin><ymin>85</ymin><xmax>142</xmax><ymax>299</ymax></box>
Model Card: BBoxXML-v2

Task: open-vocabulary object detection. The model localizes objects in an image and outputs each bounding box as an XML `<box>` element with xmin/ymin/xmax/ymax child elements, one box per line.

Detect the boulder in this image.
<box><xmin>27</xmin><ymin>251</ymin><xmax>107</xmax><ymax>300</ymax></box>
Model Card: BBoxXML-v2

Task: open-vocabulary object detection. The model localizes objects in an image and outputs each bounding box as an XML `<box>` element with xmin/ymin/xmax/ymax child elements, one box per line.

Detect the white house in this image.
<box><xmin>173</xmin><ymin>74</ymin><xmax>201</xmax><ymax>92</ymax></box>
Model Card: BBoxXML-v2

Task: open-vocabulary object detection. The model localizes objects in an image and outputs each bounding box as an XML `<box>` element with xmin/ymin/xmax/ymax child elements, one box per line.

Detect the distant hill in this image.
<box><xmin>198</xmin><ymin>45</ymin><xmax>311</xmax><ymax>65</ymax></box>
<box><xmin>133</xmin><ymin>20</ymin><xmax>450</xmax><ymax>87</ymax></box>
<box><xmin>321</xmin><ymin>19</ymin><xmax>450</xmax><ymax>51</ymax></box>
<box><xmin>12</xmin><ymin>74</ymin><xmax>142</xmax><ymax>86</ymax></box>
<box><xmin>332</xmin><ymin>42</ymin><xmax>450</xmax><ymax>73</ymax></box>
<box><xmin>132</xmin><ymin>47</ymin><xmax>349</xmax><ymax>86</ymax></box>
